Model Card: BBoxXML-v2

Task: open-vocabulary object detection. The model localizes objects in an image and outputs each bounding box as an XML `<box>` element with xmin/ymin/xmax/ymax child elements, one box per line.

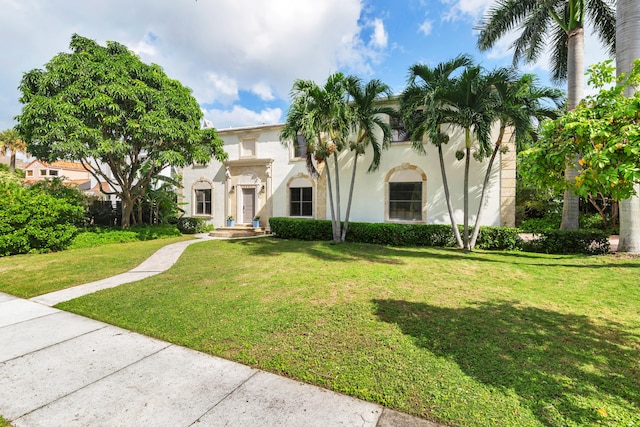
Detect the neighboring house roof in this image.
<box><xmin>24</xmin><ymin>159</ymin><xmax>91</xmax><ymax>171</ymax></box>
<box><xmin>91</xmin><ymin>181</ymin><xmax>115</xmax><ymax>194</ymax></box>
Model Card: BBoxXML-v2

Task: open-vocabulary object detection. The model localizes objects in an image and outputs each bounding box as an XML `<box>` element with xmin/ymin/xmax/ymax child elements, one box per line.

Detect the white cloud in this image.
<box><xmin>205</xmin><ymin>72</ymin><xmax>240</xmax><ymax>105</ymax></box>
<box><xmin>419</xmin><ymin>19</ymin><xmax>433</xmax><ymax>36</ymax></box>
<box><xmin>370</xmin><ymin>18</ymin><xmax>388</xmax><ymax>49</ymax></box>
<box><xmin>206</xmin><ymin>106</ymin><xmax>283</xmax><ymax>130</ymax></box>
<box><xmin>251</xmin><ymin>82</ymin><xmax>275</xmax><ymax>101</ymax></box>
<box><xmin>441</xmin><ymin>0</ymin><xmax>493</xmax><ymax>22</ymax></box>
<box><xmin>0</xmin><ymin>0</ymin><xmax>376</xmax><ymax>129</ymax></box>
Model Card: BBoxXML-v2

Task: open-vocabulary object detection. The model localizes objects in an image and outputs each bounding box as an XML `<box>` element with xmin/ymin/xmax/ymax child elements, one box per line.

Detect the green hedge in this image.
<box><xmin>175</xmin><ymin>217</ymin><xmax>210</xmax><ymax>234</ymax></box>
<box><xmin>269</xmin><ymin>218</ymin><xmax>611</xmax><ymax>254</ymax></box>
<box><xmin>268</xmin><ymin>218</ymin><xmax>522</xmax><ymax>250</ymax></box>
<box><xmin>69</xmin><ymin>224</ymin><xmax>182</xmax><ymax>249</ymax></box>
<box><xmin>522</xmin><ymin>230</ymin><xmax>610</xmax><ymax>255</ymax></box>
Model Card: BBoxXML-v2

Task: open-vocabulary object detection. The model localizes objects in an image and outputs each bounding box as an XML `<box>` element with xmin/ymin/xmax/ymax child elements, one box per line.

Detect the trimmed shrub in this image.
<box><xmin>474</xmin><ymin>226</ymin><xmax>523</xmax><ymax>251</ymax></box>
<box><xmin>176</xmin><ymin>217</ymin><xmax>209</xmax><ymax>234</ymax></box>
<box><xmin>0</xmin><ymin>172</ymin><xmax>85</xmax><ymax>256</ymax></box>
<box><xmin>522</xmin><ymin>230</ymin><xmax>610</xmax><ymax>255</ymax></box>
<box><xmin>269</xmin><ymin>218</ymin><xmax>520</xmax><ymax>250</ymax></box>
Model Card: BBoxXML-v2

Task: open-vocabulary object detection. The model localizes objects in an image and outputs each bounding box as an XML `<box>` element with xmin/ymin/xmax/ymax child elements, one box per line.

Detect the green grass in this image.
<box><xmin>11</xmin><ymin>237</ymin><xmax>640</xmax><ymax>426</ymax></box>
<box><xmin>0</xmin><ymin>236</ymin><xmax>191</xmax><ymax>298</ymax></box>
<box><xmin>0</xmin><ymin>416</ymin><xmax>10</xmax><ymax>427</ymax></box>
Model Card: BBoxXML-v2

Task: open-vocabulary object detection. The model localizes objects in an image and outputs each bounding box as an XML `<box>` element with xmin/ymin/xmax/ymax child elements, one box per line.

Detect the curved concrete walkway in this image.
<box><xmin>0</xmin><ymin>235</ymin><xmax>439</xmax><ymax>427</ymax></box>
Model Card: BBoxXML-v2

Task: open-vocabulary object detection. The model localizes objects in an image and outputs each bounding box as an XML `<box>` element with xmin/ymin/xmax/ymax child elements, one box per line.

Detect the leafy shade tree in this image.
<box><xmin>476</xmin><ymin>0</ymin><xmax>616</xmax><ymax>230</ymax></box>
<box><xmin>16</xmin><ymin>34</ymin><xmax>227</xmax><ymax>228</ymax></box>
<box><xmin>0</xmin><ymin>129</ymin><xmax>27</xmax><ymax>173</ymax></box>
<box><xmin>340</xmin><ymin>77</ymin><xmax>395</xmax><ymax>242</ymax></box>
<box><xmin>616</xmin><ymin>0</ymin><xmax>640</xmax><ymax>253</ymax></box>
<box><xmin>519</xmin><ymin>61</ymin><xmax>640</xmax><ymax>231</ymax></box>
<box><xmin>401</xmin><ymin>54</ymin><xmax>474</xmax><ymax>248</ymax></box>
<box><xmin>280</xmin><ymin>73</ymin><xmax>352</xmax><ymax>242</ymax></box>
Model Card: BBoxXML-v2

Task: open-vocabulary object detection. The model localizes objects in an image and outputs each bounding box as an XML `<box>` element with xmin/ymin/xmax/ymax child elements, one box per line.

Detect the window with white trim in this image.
<box><xmin>387</xmin><ymin>167</ymin><xmax>424</xmax><ymax>222</ymax></box>
<box><xmin>390</xmin><ymin>116</ymin><xmax>410</xmax><ymax>143</ymax></box>
<box><xmin>288</xmin><ymin>176</ymin><xmax>313</xmax><ymax>217</ymax></box>
<box><xmin>193</xmin><ymin>181</ymin><xmax>212</xmax><ymax>216</ymax></box>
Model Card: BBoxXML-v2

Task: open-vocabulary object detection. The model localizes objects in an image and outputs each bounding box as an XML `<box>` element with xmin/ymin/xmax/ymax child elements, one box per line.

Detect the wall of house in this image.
<box><xmin>180</xmin><ymin>122</ymin><xmax>512</xmax><ymax>229</ymax></box>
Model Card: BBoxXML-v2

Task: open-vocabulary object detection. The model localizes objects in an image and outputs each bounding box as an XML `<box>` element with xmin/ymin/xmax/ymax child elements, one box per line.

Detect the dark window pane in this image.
<box><xmin>389</xmin><ymin>182</ymin><xmax>422</xmax><ymax>220</ymax></box>
<box><xmin>295</xmin><ymin>135</ymin><xmax>308</xmax><ymax>157</ymax></box>
<box><xmin>290</xmin><ymin>187</ymin><xmax>312</xmax><ymax>217</ymax></box>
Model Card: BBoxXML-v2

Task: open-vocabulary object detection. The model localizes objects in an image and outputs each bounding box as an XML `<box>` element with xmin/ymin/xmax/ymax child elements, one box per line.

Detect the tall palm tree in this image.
<box><xmin>476</xmin><ymin>0</ymin><xmax>616</xmax><ymax>230</ymax></box>
<box><xmin>0</xmin><ymin>129</ymin><xmax>27</xmax><ymax>173</ymax></box>
<box><xmin>280</xmin><ymin>73</ymin><xmax>351</xmax><ymax>242</ymax></box>
<box><xmin>401</xmin><ymin>54</ymin><xmax>474</xmax><ymax>248</ymax></box>
<box><xmin>340</xmin><ymin>77</ymin><xmax>395</xmax><ymax>242</ymax></box>
<box><xmin>439</xmin><ymin>65</ymin><xmax>503</xmax><ymax>250</ymax></box>
<box><xmin>469</xmin><ymin>73</ymin><xmax>564</xmax><ymax>248</ymax></box>
<box><xmin>616</xmin><ymin>0</ymin><xmax>640</xmax><ymax>253</ymax></box>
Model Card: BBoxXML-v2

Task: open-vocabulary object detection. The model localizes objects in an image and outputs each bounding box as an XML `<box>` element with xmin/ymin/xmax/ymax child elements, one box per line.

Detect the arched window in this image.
<box><xmin>288</xmin><ymin>176</ymin><xmax>313</xmax><ymax>217</ymax></box>
<box><xmin>386</xmin><ymin>165</ymin><xmax>426</xmax><ymax>222</ymax></box>
<box><xmin>193</xmin><ymin>180</ymin><xmax>213</xmax><ymax>216</ymax></box>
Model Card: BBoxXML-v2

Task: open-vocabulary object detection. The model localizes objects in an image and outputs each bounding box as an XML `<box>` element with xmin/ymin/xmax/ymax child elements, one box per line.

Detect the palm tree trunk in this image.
<box><xmin>616</xmin><ymin>0</ymin><xmax>640</xmax><ymax>253</ymax></box>
<box><xmin>463</xmin><ymin>128</ymin><xmax>471</xmax><ymax>250</ymax></box>
<box><xmin>325</xmin><ymin>162</ymin><xmax>339</xmax><ymax>242</ymax></box>
<box><xmin>560</xmin><ymin>26</ymin><xmax>585</xmax><ymax>230</ymax></box>
<box><xmin>340</xmin><ymin>152</ymin><xmax>358</xmax><ymax>242</ymax></box>
<box><xmin>438</xmin><ymin>144</ymin><xmax>463</xmax><ymax>248</ymax></box>
<box><xmin>333</xmin><ymin>152</ymin><xmax>342</xmax><ymax>241</ymax></box>
<box><xmin>470</xmin><ymin>127</ymin><xmax>505</xmax><ymax>249</ymax></box>
<box><xmin>9</xmin><ymin>153</ymin><xmax>16</xmax><ymax>173</ymax></box>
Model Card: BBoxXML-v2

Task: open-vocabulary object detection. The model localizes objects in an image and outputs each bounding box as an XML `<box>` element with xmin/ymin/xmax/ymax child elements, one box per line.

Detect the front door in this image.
<box><xmin>242</xmin><ymin>188</ymin><xmax>255</xmax><ymax>223</ymax></box>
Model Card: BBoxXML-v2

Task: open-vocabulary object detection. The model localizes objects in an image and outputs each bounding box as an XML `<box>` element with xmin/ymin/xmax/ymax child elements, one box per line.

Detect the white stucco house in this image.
<box><xmin>179</xmin><ymin>117</ymin><xmax>516</xmax><ymax>231</ymax></box>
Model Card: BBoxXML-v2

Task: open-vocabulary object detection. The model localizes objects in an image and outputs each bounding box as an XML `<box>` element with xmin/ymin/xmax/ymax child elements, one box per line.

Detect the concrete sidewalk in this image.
<box><xmin>0</xmin><ymin>237</ymin><xmax>439</xmax><ymax>426</ymax></box>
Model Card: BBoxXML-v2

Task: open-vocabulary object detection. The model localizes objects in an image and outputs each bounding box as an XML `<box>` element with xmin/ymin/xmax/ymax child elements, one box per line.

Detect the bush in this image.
<box><xmin>522</xmin><ymin>230</ymin><xmax>610</xmax><ymax>255</ymax></box>
<box><xmin>0</xmin><ymin>172</ymin><xmax>85</xmax><ymax>256</ymax></box>
<box><xmin>269</xmin><ymin>218</ymin><xmax>520</xmax><ymax>250</ymax></box>
<box><xmin>474</xmin><ymin>226</ymin><xmax>523</xmax><ymax>251</ymax></box>
<box><xmin>175</xmin><ymin>217</ymin><xmax>210</xmax><ymax>234</ymax></box>
<box><xmin>519</xmin><ymin>212</ymin><xmax>562</xmax><ymax>232</ymax></box>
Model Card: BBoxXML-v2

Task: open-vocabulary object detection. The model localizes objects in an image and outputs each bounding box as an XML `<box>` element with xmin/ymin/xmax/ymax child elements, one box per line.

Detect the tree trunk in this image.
<box><xmin>469</xmin><ymin>128</ymin><xmax>505</xmax><ymax>250</ymax></box>
<box><xmin>616</xmin><ymin>0</ymin><xmax>640</xmax><ymax>253</ymax></box>
<box><xmin>560</xmin><ymin>26</ymin><xmax>585</xmax><ymax>230</ymax></box>
<box><xmin>9</xmin><ymin>153</ymin><xmax>16</xmax><ymax>173</ymax></box>
<box><xmin>438</xmin><ymin>144</ymin><xmax>463</xmax><ymax>248</ymax></box>
<box><xmin>463</xmin><ymin>128</ymin><xmax>471</xmax><ymax>251</ymax></box>
<box><xmin>325</xmin><ymin>160</ymin><xmax>339</xmax><ymax>242</ymax></box>
<box><xmin>120</xmin><ymin>195</ymin><xmax>134</xmax><ymax>228</ymax></box>
<box><xmin>341</xmin><ymin>152</ymin><xmax>358</xmax><ymax>242</ymax></box>
<box><xmin>332</xmin><ymin>152</ymin><xmax>342</xmax><ymax>241</ymax></box>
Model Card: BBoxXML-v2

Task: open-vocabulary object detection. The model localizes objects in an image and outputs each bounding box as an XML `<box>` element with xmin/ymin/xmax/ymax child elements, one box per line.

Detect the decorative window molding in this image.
<box><xmin>192</xmin><ymin>179</ymin><xmax>214</xmax><ymax>217</ymax></box>
<box><xmin>286</xmin><ymin>174</ymin><xmax>314</xmax><ymax>217</ymax></box>
<box><xmin>385</xmin><ymin>164</ymin><xmax>426</xmax><ymax>222</ymax></box>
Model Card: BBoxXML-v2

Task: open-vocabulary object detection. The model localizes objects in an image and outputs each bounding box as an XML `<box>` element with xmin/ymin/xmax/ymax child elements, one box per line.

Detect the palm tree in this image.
<box><xmin>400</xmin><ymin>54</ymin><xmax>474</xmax><ymax>248</ymax></box>
<box><xmin>0</xmin><ymin>129</ymin><xmax>27</xmax><ymax>173</ymax></box>
<box><xmin>439</xmin><ymin>65</ymin><xmax>502</xmax><ymax>250</ymax></box>
<box><xmin>340</xmin><ymin>77</ymin><xmax>395</xmax><ymax>242</ymax></box>
<box><xmin>616</xmin><ymin>0</ymin><xmax>640</xmax><ymax>253</ymax></box>
<box><xmin>280</xmin><ymin>73</ymin><xmax>351</xmax><ymax>242</ymax></box>
<box><xmin>476</xmin><ymin>0</ymin><xmax>616</xmax><ymax>230</ymax></box>
<box><xmin>469</xmin><ymin>74</ymin><xmax>564</xmax><ymax>248</ymax></box>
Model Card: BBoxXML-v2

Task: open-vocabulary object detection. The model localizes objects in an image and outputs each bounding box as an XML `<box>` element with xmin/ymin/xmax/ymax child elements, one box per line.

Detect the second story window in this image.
<box><xmin>390</xmin><ymin>116</ymin><xmax>410</xmax><ymax>143</ymax></box>
<box><xmin>294</xmin><ymin>134</ymin><xmax>308</xmax><ymax>158</ymax></box>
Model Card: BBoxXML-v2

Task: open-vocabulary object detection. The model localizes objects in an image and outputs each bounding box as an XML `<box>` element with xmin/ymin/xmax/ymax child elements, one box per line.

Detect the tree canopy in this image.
<box><xmin>520</xmin><ymin>60</ymin><xmax>640</xmax><ymax>211</ymax></box>
<box><xmin>16</xmin><ymin>34</ymin><xmax>227</xmax><ymax>227</ymax></box>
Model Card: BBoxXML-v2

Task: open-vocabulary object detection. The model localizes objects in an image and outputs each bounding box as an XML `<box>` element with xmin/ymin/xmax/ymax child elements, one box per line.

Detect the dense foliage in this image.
<box><xmin>0</xmin><ymin>172</ymin><xmax>85</xmax><ymax>256</ymax></box>
<box><xmin>16</xmin><ymin>34</ymin><xmax>227</xmax><ymax>228</ymax></box>
<box><xmin>69</xmin><ymin>224</ymin><xmax>182</xmax><ymax>249</ymax></box>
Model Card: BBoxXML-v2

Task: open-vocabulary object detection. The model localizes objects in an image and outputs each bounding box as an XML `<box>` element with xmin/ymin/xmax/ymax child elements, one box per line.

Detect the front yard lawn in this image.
<box><xmin>0</xmin><ymin>236</ymin><xmax>191</xmax><ymax>298</ymax></box>
<box><xmin>14</xmin><ymin>238</ymin><xmax>640</xmax><ymax>426</ymax></box>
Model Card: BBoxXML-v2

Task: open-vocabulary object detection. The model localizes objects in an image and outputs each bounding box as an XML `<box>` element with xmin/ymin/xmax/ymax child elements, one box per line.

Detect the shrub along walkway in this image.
<box><xmin>0</xmin><ymin>235</ymin><xmax>439</xmax><ymax>427</ymax></box>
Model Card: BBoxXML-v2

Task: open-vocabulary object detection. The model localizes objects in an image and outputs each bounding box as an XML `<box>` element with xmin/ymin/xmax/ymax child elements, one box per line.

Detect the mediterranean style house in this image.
<box><xmin>179</xmin><ymin>119</ymin><xmax>516</xmax><ymax>230</ymax></box>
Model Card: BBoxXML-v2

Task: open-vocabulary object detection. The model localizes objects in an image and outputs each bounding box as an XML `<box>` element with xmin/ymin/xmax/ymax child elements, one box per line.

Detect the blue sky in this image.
<box><xmin>0</xmin><ymin>0</ymin><xmax>612</xmax><ymax>132</ymax></box>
